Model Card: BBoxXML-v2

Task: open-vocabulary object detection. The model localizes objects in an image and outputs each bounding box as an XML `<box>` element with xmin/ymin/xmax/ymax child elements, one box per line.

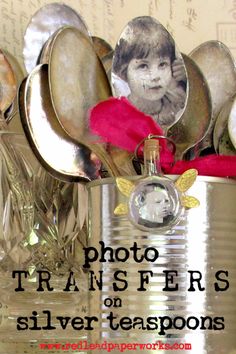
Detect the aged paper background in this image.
<box><xmin>0</xmin><ymin>0</ymin><xmax>236</xmax><ymax>73</ymax></box>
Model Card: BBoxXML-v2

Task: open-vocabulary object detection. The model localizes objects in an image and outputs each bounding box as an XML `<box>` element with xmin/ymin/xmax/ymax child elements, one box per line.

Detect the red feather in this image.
<box><xmin>89</xmin><ymin>97</ymin><xmax>174</xmax><ymax>171</ymax></box>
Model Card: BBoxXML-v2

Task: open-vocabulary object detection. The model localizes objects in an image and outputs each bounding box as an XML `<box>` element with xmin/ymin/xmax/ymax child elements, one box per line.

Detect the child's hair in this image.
<box><xmin>113</xmin><ymin>16</ymin><xmax>176</xmax><ymax>81</ymax></box>
<box><xmin>137</xmin><ymin>183</ymin><xmax>169</xmax><ymax>205</ymax></box>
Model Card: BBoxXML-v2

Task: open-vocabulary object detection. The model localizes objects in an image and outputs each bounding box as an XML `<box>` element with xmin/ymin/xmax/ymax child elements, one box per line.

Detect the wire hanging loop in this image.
<box><xmin>134</xmin><ymin>134</ymin><xmax>176</xmax><ymax>161</ymax></box>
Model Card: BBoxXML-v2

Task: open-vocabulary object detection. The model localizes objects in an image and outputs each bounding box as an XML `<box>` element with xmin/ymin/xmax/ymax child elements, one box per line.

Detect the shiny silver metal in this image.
<box><xmin>214</xmin><ymin>95</ymin><xmax>236</xmax><ymax>153</ymax></box>
<box><xmin>23</xmin><ymin>2</ymin><xmax>90</xmax><ymax>73</ymax></box>
<box><xmin>228</xmin><ymin>95</ymin><xmax>236</xmax><ymax>151</ymax></box>
<box><xmin>190</xmin><ymin>40</ymin><xmax>236</xmax><ymax>153</ymax></box>
<box><xmin>168</xmin><ymin>54</ymin><xmax>212</xmax><ymax>160</ymax></box>
<box><xmin>1</xmin><ymin>49</ymin><xmax>24</xmax><ymax>124</ymax></box>
<box><xmin>87</xmin><ymin>176</ymin><xmax>236</xmax><ymax>354</ymax></box>
<box><xmin>45</xmin><ymin>26</ymin><xmax>119</xmax><ymax>177</ymax></box>
<box><xmin>48</xmin><ymin>26</ymin><xmax>111</xmax><ymax>143</ymax></box>
<box><xmin>0</xmin><ymin>49</ymin><xmax>16</xmax><ymax>115</ymax></box>
<box><xmin>101</xmin><ymin>50</ymin><xmax>113</xmax><ymax>83</ymax></box>
<box><xmin>18</xmin><ymin>64</ymin><xmax>100</xmax><ymax>182</ymax></box>
<box><xmin>92</xmin><ymin>36</ymin><xmax>113</xmax><ymax>60</ymax></box>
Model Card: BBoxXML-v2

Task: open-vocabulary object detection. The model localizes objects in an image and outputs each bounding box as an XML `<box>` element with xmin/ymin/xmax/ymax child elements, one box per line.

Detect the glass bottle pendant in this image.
<box><xmin>115</xmin><ymin>137</ymin><xmax>184</xmax><ymax>232</ymax></box>
<box><xmin>129</xmin><ymin>138</ymin><xmax>183</xmax><ymax>231</ymax></box>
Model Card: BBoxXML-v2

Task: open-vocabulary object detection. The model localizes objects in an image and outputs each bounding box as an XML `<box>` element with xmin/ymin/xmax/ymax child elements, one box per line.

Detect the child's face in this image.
<box><xmin>145</xmin><ymin>190</ymin><xmax>170</xmax><ymax>217</ymax></box>
<box><xmin>138</xmin><ymin>189</ymin><xmax>171</xmax><ymax>223</ymax></box>
<box><xmin>126</xmin><ymin>53</ymin><xmax>172</xmax><ymax>102</ymax></box>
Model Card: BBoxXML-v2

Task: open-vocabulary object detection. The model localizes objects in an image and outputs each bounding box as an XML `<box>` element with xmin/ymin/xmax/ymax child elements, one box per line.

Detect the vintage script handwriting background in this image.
<box><xmin>0</xmin><ymin>0</ymin><xmax>236</xmax><ymax>72</ymax></box>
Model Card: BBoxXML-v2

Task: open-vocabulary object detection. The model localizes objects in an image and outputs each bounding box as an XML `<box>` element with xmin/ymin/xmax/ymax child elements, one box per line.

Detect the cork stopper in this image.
<box><xmin>144</xmin><ymin>138</ymin><xmax>159</xmax><ymax>159</ymax></box>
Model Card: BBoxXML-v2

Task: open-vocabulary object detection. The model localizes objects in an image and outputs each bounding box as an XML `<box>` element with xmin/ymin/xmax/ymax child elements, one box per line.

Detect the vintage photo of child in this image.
<box><xmin>133</xmin><ymin>182</ymin><xmax>174</xmax><ymax>228</ymax></box>
<box><xmin>112</xmin><ymin>16</ymin><xmax>188</xmax><ymax>130</ymax></box>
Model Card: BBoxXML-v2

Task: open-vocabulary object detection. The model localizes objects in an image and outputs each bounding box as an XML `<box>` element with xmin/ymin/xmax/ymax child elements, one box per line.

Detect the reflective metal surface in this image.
<box><xmin>228</xmin><ymin>96</ymin><xmax>236</xmax><ymax>150</ymax></box>
<box><xmin>218</xmin><ymin>125</ymin><xmax>236</xmax><ymax>155</ymax></box>
<box><xmin>0</xmin><ymin>49</ymin><xmax>16</xmax><ymax>114</ymax></box>
<box><xmin>23</xmin><ymin>2</ymin><xmax>90</xmax><ymax>73</ymax></box>
<box><xmin>214</xmin><ymin>95</ymin><xmax>236</xmax><ymax>153</ymax></box>
<box><xmin>38</xmin><ymin>29</ymin><xmax>58</xmax><ymax>65</ymax></box>
<box><xmin>168</xmin><ymin>54</ymin><xmax>212</xmax><ymax>160</ymax></box>
<box><xmin>0</xmin><ymin>271</ymin><xmax>88</xmax><ymax>352</ymax></box>
<box><xmin>18</xmin><ymin>64</ymin><xmax>100</xmax><ymax>182</ymax></box>
<box><xmin>2</xmin><ymin>50</ymin><xmax>24</xmax><ymax>124</ymax></box>
<box><xmin>101</xmin><ymin>50</ymin><xmax>113</xmax><ymax>83</ymax></box>
<box><xmin>190</xmin><ymin>40</ymin><xmax>236</xmax><ymax>152</ymax></box>
<box><xmin>92</xmin><ymin>36</ymin><xmax>113</xmax><ymax>60</ymax></box>
<box><xmin>48</xmin><ymin>26</ymin><xmax>111</xmax><ymax>142</ymax></box>
<box><xmin>44</xmin><ymin>26</ymin><xmax>119</xmax><ymax>177</ymax></box>
<box><xmin>87</xmin><ymin>176</ymin><xmax>236</xmax><ymax>354</ymax></box>
<box><xmin>214</xmin><ymin>97</ymin><xmax>233</xmax><ymax>152</ymax></box>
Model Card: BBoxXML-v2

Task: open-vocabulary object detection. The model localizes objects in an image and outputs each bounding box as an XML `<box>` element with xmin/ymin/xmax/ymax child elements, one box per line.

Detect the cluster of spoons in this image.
<box><xmin>2</xmin><ymin>3</ymin><xmax>236</xmax><ymax>184</ymax></box>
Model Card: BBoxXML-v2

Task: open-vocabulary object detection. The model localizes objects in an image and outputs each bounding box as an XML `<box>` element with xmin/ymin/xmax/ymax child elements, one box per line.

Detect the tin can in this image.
<box><xmin>87</xmin><ymin>176</ymin><xmax>236</xmax><ymax>354</ymax></box>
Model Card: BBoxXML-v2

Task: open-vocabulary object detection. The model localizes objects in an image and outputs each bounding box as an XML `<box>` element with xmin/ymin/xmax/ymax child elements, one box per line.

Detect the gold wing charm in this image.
<box><xmin>175</xmin><ymin>169</ymin><xmax>200</xmax><ymax>209</ymax></box>
<box><xmin>116</xmin><ymin>177</ymin><xmax>135</xmax><ymax>197</ymax></box>
<box><xmin>114</xmin><ymin>178</ymin><xmax>135</xmax><ymax>216</ymax></box>
<box><xmin>175</xmin><ymin>169</ymin><xmax>198</xmax><ymax>193</ymax></box>
<box><xmin>114</xmin><ymin>203</ymin><xmax>129</xmax><ymax>216</ymax></box>
<box><xmin>181</xmin><ymin>195</ymin><xmax>200</xmax><ymax>209</ymax></box>
<box><xmin>114</xmin><ymin>171</ymin><xmax>200</xmax><ymax>222</ymax></box>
